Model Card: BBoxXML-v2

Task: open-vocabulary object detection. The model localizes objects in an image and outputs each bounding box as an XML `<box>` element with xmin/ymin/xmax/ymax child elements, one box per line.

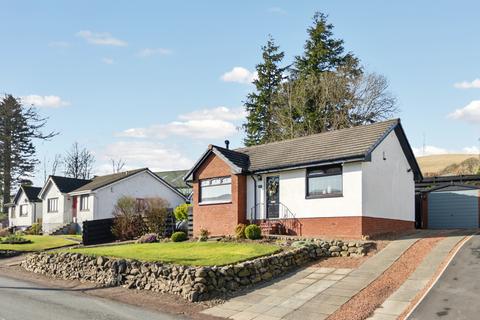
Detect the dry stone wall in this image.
<box><xmin>22</xmin><ymin>240</ymin><xmax>372</xmax><ymax>302</ymax></box>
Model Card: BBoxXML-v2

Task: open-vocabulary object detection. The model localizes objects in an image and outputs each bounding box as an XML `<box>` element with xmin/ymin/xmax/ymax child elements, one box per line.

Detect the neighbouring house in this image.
<box><xmin>184</xmin><ymin>119</ymin><xmax>422</xmax><ymax>239</ymax></box>
<box><xmin>155</xmin><ymin>170</ymin><xmax>192</xmax><ymax>199</ymax></box>
<box><xmin>6</xmin><ymin>185</ymin><xmax>43</xmax><ymax>230</ymax></box>
<box><xmin>68</xmin><ymin>168</ymin><xmax>187</xmax><ymax>230</ymax></box>
<box><xmin>38</xmin><ymin>176</ymin><xmax>92</xmax><ymax>234</ymax></box>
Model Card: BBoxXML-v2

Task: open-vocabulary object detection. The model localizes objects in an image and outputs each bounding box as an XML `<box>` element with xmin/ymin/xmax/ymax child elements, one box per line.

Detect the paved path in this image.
<box><xmin>202</xmin><ymin>236</ymin><xmax>419</xmax><ymax>320</ymax></box>
<box><xmin>0</xmin><ymin>275</ymin><xmax>183</xmax><ymax>320</ymax></box>
<box><xmin>368</xmin><ymin>233</ymin><xmax>466</xmax><ymax>320</ymax></box>
<box><xmin>407</xmin><ymin>233</ymin><xmax>480</xmax><ymax>320</ymax></box>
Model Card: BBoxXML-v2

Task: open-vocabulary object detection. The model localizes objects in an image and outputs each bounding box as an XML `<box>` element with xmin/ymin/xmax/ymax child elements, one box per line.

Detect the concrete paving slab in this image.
<box><xmin>202</xmin><ymin>306</ymin><xmax>239</xmax><ymax>318</ymax></box>
<box><xmin>295</xmin><ymin>278</ymin><xmax>318</xmax><ymax>285</ymax></box>
<box><xmin>263</xmin><ymin>306</ymin><xmax>294</xmax><ymax>318</ymax></box>
<box><xmin>230</xmin><ymin>293</ymin><xmax>269</xmax><ymax>304</ymax></box>
<box><xmin>323</xmin><ymin>274</ymin><xmax>346</xmax><ymax>281</ymax></box>
<box><xmin>314</xmin><ymin>267</ymin><xmax>335</xmax><ymax>274</ymax></box>
<box><xmin>252</xmin><ymin>314</ymin><xmax>282</xmax><ymax>320</ymax></box>
<box><xmin>278</xmin><ymin>297</ymin><xmax>308</xmax><ymax>309</ymax></box>
<box><xmin>283</xmin><ymin>310</ymin><xmax>328</xmax><ymax>320</ymax></box>
<box><xmin>258</xmin><ymin>295</ymin><xmax>286</xmax><ymax>306</ymax></box>
<box><xmin>230</xmin><ymin>311</ymin><xmax>260</xmax><ymax>320</ymax></box>
<box><xmin>321</xmin><ymin>287</ymin><xmax>358</xmax><ymax>298</ymax></box>
<box><xmin>305</xmin><ymin>273</ymin><xmax>327</xmax><ymax>280</ymax></box>
<box><xmin>219</xmin><ymin>301</ymin><xmax>254</xmax><ymax>311</ymax></box>
<box><xmin>376</xmin><ymin>300</ymin><xmax>410</xmax><ymax>316</ymax></box>
<box><xmin>332</xmin><ymin>268</ymin><xmax>353</xmax><ymax>275</ymax></box>
<box><xmin>244</xmin><ymin>303</ymin><xmax>275</xmax><ymax>314</ymax></box>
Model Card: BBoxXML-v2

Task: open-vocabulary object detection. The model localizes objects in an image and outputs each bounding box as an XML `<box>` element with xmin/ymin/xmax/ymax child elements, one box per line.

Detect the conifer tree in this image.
<box><xmin>243</xmin><ymin>36</ymin><xmax>285</xmax><ymax>146</ymax></box>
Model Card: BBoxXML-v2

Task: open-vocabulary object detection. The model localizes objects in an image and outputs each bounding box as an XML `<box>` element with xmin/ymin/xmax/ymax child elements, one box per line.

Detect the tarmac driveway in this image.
<box><xmin>408</xmin><ymin>233</ymin><xmax>480</xmax><ymax>320</ymax></box>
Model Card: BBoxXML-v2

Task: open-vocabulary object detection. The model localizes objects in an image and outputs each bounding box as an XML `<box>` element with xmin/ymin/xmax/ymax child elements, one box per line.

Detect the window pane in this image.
<box><xmin>308</xmin><ymin>174</ymin><xmax>342</xmax><ymax>196</ymax></box>
<box><xmin>201</xmin><ymin>184</ymin><xmax>231</xmax><ymax>203</ymax></box>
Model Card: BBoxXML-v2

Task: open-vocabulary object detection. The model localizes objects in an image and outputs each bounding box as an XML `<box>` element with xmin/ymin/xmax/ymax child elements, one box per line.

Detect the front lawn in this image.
<box><xmin>0</xmin><ymin>235</ymin><xmax>79</xmax><ymax>252</ymax></box>
<box><xmin>65</xmin><ymin>242</ymin><xmax>281</xmax><ymax>266</ymax></box>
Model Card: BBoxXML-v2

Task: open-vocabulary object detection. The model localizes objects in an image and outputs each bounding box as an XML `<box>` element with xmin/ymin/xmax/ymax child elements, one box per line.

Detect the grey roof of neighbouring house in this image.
<box><xmin>13</xmin><ymin>185</ymin><xmax>42</xmax><ymax>204</ymax></box>
<box><xmin>71</xmin><ymin>168</ymin><xmax>147</xmax><ymax>193</ymax></box>
<box><xmin>155</xmin><ymin>170</ymin><xmax>190</xmax><ymax>189</ymax></box>
<box><xmin>185</xmin><ymin>119</ymin><xmax>422</xmax><ymax>181</ymax></box>
<box><xmin>49</xmin><ymin>176</ymin><xmax>92</xmax><ymax>193</ymax></box>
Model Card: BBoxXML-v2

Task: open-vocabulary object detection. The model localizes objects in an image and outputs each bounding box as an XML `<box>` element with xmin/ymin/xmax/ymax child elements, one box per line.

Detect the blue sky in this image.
<box><xmin>1</xmin><ymin>1</ymin><xmax>479</xmax><ymax>184</ymax></box>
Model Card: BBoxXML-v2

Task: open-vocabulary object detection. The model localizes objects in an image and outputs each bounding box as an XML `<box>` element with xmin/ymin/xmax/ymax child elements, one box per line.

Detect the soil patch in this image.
<box><xmin>327</xmin><ymin>236</ymin><xmax>445</xmax><ymax>320</ymax></box>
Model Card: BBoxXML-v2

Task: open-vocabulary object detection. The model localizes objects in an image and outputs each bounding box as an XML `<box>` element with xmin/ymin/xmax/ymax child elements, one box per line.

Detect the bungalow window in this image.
<box><xmin>19</xmin><ymin>204</ymin><xmax>28</xmax><ymax>217</ymax></box>
<box><xmin>80</xmin><ymin>195</ymin><xmax>89</xmax><ymax>211</ymax></box>
<box><xmin>10</xmin><ymin>207</ymin><xmax>15</xmax><ymax>219</ymax></box>
<box><xmin>200</xmin><ymin>176</ymin><xmax>232</xmax><ymax>204</ymax></box>
<box><xmin>47</xmin><ymin>198</ymin><xmax>58</xmax><ymax>213</ymax></box>
<box><xmin>306</xmin><ymin>165</ymin><xmax>343</xmax><ymax>198</ymax></box>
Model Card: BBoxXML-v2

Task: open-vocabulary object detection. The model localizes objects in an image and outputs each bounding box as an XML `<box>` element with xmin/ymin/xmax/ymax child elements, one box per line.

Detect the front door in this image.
<box><xmin>266</xmin><ymin>176</ymin><xmax>280</xmax><ymax>219</ymax></box>
<box><xmin>72</xmin><ymin>196</ymin><xmax>77</xmax><ymax>219</ymax></box>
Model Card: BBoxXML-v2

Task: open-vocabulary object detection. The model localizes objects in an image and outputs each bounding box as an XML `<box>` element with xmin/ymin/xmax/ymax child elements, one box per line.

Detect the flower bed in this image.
<box><xmin>22</xmin><ymin>239</ymin><xmax>372</xmax><ymax>301</ymax></box>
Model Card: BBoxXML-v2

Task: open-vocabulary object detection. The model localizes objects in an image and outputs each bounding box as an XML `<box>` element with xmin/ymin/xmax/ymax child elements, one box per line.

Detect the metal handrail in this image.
<box><xmin>250</xmin><ymin>202</ymin><xmax>302</xmax><ymax>236</ymax></box>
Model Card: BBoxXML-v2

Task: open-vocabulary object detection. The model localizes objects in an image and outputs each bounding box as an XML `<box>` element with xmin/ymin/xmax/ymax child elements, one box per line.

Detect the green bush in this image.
<box><xmin>26</xmin><ymin>223</ymin><xmax>42</xmax><ymax>235</ymax></box>
<box><xmin>171</xmin><ymin>231</ymin><xmax>187</xmax><ymax>242</ymax></box>
<box><xmin>198</xmin><ymin>229</ymin><xmax>209</xmax><ymax>242</ymax></box>
<box><xmin>173</xmin><ymin>203</ymin><xmax>191</xmax><ymax>221</ymax></box>
<box><xmin>235</xmin><ymin>223</ymin><xmax>246</xmax><ymax>239</ymax></box>
<box><xmin>1</xmin><ymin>234</ymin><xmax>31</xmax><ymax>244</ymax></box>
<box><xmin>144</xmin><ymin>198</ymin><xmax>169</xmax><ymax>236</ymax></box>
<box><xmin>245</xmin><ymin>224</ymin><xmax>262</xmax><ymax>240</ymax></box>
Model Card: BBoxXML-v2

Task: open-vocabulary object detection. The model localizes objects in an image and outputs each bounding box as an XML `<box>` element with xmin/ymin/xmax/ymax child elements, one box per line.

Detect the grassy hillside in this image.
<box><xmin>417</xmin><ymin>154</ymin><xmax>480</xmax><ymax>176</ymax></box>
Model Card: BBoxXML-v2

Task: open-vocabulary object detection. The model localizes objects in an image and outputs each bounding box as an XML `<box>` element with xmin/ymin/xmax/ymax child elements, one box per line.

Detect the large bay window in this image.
<box><xmin>306</xmin><ymin>165</ymin><xmax>343</xmax><ymax>198</ymax></box>
<box><xmin>200</xmin><ymin>176</ymin><xmax>232</xmax><ymax>204</ymax></box>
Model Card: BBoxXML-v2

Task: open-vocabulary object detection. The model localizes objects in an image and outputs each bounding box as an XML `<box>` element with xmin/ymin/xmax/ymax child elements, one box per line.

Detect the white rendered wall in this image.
<box><xmin>362</xmin><ymin>130</ymin><xmax>415</xmax><ymax>221</ymax></box>
<box><xmin>75</xmin><ymin>194</ymin><xmax>95</xmax><ymax>228</ymax></box>
<box><xmin>247</xmin><ymin>162</ymin><xmax>363</xmax><ymax>220</ymax></box>
<box><xmin>92</xmin><ymin>171</ymin><xmax>186</xmax><ymax>220</ymax></box>
<box><xmin>9</xmin><ymin>191</ymin><xmax>33</xmax><ymax>227</ymax></box>
<box><xmin>41</xmin><ymin>181</ymin><xmax>71</xmax><ymax>233</ymax></box>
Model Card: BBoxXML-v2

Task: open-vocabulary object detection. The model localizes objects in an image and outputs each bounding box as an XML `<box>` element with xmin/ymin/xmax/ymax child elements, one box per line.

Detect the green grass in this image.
<box><xmin>65</xmin><ymin>242</ymin><xmax>281</xmax><ymax>266</ymax></box>
<box><xmin>0</xmin><ymin>235</ymin><xmax>79</xmax><ymax>252</ymax></box>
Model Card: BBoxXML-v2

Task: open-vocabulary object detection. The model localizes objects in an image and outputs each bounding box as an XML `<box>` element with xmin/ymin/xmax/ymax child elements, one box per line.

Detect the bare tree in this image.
<box><xmin>51</xmin><ymin>154</ymin><xmax>62</xmax><ymax>176</ymax></box>
<box><xmin>63</xmin><ymin>142</ymin><xmax>95</xmax><ymax>179</ymax></box>
<box><xmin>111</xmin><ymin>158</ymin><xmax>126</xmax><ymax>173</ymax></box>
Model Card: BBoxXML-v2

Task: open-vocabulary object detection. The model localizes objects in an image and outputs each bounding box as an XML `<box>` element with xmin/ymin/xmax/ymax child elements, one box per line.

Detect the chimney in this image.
<box><xmin>224</xmin><ymin>140</ymin><xmax>230</xmax><ymax>149</ymax></box>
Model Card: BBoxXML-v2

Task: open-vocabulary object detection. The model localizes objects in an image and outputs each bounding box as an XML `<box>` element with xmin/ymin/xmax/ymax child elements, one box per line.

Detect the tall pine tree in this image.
<box><xmin>0</xmin><ymin>95</ymin><xmax>56</xmax><ymax>212</ymax></box>
<box><xmin>243</xmin><ymin>35</ymin><xmax>285</xmax><ymax>146</ymax></box>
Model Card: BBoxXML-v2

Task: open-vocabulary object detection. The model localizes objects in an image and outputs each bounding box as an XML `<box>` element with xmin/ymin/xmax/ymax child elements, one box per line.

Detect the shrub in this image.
<box><xmin>173</xmin><ymin>203</ymin><xmax>191</xmax><ymax>221</ymax></box>
<box><xmin>0</xmin><ymin>234</ymin><xmax>31</xmax><ymax>244</ymax></box>
<box><xmin>26</xmin><ymin>223</ymin><xmax>42</xmax><ymax>235</ymax></box>
<box><xmin>143</xmin><ymin>198</ymin><xmax>170</xmax><ymax>236</ymax></box>
<box><xmin>235</xmin><ymin>223</ymin><xmax>246</xmax><ymax>239</ymax></box>
<box><xmin>136</xmin><ymin>233</ymin><xmax>159</xmax><ymax>243</ymax></box>
<box><xmin>171</xmin><ymin>231</ymin><xmax>187</xmax><ymax>242</ymax></box>
<box><xmin>245</xmin><ymin>224</ymin><xmax>262</xmax><ymax>240</ymax></box>
<box><xmin>111</xmin><ymin>196</ymin><xmax>146</xmax><ymax>241</ymax></box>
<box><xmin>0</xmin><ymin>228</ymin><xmax>10</xmax><ymax>237</ymax></box>
<box><xmin>198</xmin><ymin>228</ymin><xmax>209</xmax><ymax>242</ymax></box>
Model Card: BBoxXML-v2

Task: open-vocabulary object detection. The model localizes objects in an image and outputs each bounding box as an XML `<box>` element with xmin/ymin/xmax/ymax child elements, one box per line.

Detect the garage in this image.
<box><xmin>426</xmin><ymin>185</ymin><xmax>479</xmax><ymax>229</ymax></box>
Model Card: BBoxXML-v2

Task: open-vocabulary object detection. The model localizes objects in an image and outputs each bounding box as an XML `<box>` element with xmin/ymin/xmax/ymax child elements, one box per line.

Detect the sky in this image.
<box><xmin>0</xmin><ymin>0</ymin><xmax>479</xmax><ymax>185</ymax></box>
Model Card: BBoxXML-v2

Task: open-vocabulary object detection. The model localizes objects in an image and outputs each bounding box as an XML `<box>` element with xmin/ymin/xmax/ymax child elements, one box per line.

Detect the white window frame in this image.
<box><xmin>199</xmin><ymin>176</ymin><xmax>232</xmax><ymax>204</ymax></box>
<box><xmin>47</xmin><ymin>198</ymin><xmax>58</xmax><ymax>213</ymax></box>
<box><xmin>80</xmin><ymin>195</ymin><xmax>89</xmax><ymax>211</ymax></box>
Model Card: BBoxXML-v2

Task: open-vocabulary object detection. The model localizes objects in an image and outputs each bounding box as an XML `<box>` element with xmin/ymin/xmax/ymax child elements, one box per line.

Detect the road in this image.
<box><xmin>0</xmin><ymin>275</ymin><xmax>184</xmax><ymax>320</ymax></box>
<box><xmin>409</xmin><ymin>234</ymin><xmax>480</xmax><ymax>319</ymax></box>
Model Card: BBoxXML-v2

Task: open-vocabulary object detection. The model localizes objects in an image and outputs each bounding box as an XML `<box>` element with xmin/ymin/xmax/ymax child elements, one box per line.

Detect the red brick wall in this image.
<box><xmin>192</xmin><ymin>153</ymin><xmax>246</xmax><ymax>236</ymax></box>
<box><xmin>263</xmin><ymin>216</ymin><xmax>414</xmax><ymax>239</ymax></box>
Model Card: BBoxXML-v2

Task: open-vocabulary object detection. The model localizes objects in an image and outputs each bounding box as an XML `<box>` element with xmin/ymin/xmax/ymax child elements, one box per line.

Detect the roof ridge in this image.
<box><xmin>235</xmin><ymin>119</ymin><xmax>399</xmax><ymax>152</ymax></box>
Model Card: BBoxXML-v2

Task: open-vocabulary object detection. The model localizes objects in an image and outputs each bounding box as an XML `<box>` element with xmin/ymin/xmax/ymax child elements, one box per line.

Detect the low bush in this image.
<box><xmin>171</xmin><ymin>231</ymin><xmax>187</xmax><ymax>242</ymax></box>
<box><xmin>0</xmin><ymin>228</ymin><xmax>11</xmax><ymax>237</ymax></box>
<box><xmin>26</xmin><ymin>223</ymin><xmax>42</xmax><ymax>235</ymax></box>
<box><xmin>136</xmin><ymin>233</ymin><xmax>159</xmax><ymax>243</ymax></box>
<box><xmin>1</xmin><ymin>234</ymin><xmax>31</xmax><ymax>244</ymax></box>
<box><xmin>173</xmin><ymin>203</ymin><xmax>191</xmax><ymax>221</ymax></box>
<box><xmin>143</xmin><ymin>198</ymin><xmax>169</xmax><ymax>236</ymax></box>
<box><xmin>235</xmin><ymin>223</ymin><xmax>246</xmax><ymax>239</ymax></box>
<box><xmin>245</xmin><ymin>224</ymin><xmax>262</xmax><ymax>240</ymax></box>
<box><xmin>111</xmin><ymin>196</ymin><xmax>147</xmax><ymax>241</ymax></box>
<box><xmin>198</xmin><ymin>229</ymin><xmax>209</xmax><ymax>242</ymax></box>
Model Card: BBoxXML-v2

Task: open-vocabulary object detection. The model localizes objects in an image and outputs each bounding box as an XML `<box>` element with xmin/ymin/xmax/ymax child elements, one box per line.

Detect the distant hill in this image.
<box><xmin>417</xmin><ymin>154</ymin><xmax>480</xmax><ymax>177</ymax></box>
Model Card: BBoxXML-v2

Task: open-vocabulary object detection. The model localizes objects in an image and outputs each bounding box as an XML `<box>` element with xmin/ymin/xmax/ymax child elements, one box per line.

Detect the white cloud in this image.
<box><xmin>95</xmin><ymin>141</ymin><xmax>193</xmax><ymax>175</ymax></box>
<box><xmin>137</xmin><ymin>48</ymin><xmax>172</xmax><ymax>58</ymax></box>
<box><xmin>448</xmin><ymin>100</ymin><xmax>480</xmax><ymax>124</ymax></box>
<box><xmin>119</xmin><ymin>106</ymin><xmax>244</xmax><ymax>140</ymax></box>
<box><xmin>453</xmin><ymin>79</ymin><xmax>480</xmax><ymax>89</ymax></box>
<box><xmin>221</xmin><ymin>67</ymin><xmax>258</xmax><ymax>84</ymax></box>
<box><xmin>102</xmin><ymin>57</ymin><xmax>115</xmax><ymax>65</ymax></box>
<box><xmin>48</xmin><ymin>41</ymin><xmax>70</xmax><ymax>48</ymax></box>
<box><xmin>21</xmin><ymin>95</ymin><xmax>70</xmax><ymax>108</ymax></box>
<box><xmin>76</xmin><ymin>30</ymin><xmax>127</xmax><ymax>47</ymax></box>
<box><xmin>413</xmin><ymin>145</ymin><xmax>479</xmax><ymax>157</ymax></box>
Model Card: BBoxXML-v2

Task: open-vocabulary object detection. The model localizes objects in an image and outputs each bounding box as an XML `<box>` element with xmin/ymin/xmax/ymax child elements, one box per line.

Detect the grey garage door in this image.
<box><xmin>428</xmin><ymin>188</ymin><xmax>479</xmax><ymax>229</ymax></box>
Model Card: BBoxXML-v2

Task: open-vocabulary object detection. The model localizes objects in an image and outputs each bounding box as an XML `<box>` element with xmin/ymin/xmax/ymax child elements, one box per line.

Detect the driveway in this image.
<box><xmin>408</xmin><ymin>234</ymin><xmax>480</xmax><ymax>320</ymax></box>
<box><xmin>0</xmin><ymin>275</ymin><xmax>184</xmax><ymax>320</ymax></box>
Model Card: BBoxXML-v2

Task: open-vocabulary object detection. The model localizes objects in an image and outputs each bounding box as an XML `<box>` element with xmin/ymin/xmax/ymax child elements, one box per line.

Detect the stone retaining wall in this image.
<box><xmin>21</xmin><ymin>240</ymin><xmax>372</xmax><ymax>302</ymax></box>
